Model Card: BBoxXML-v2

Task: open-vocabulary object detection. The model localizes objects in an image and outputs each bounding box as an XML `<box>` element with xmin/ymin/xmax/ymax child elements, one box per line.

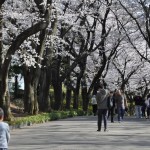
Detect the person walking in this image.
<box><xmin>141</xmin><ymin>99</ymin><xmax>147</xmax><ymax>118</ymax></box>
<box><xmin>107</xmin><ymin>91</ymin><xmax>115</xmax><ymax>123</ymax></box>
<box><xmin>133</xmin><ymin>92</ymin><xmax>144</xmax><ymax>118</ymax></box>
<box><xmin>0</xmin><ymin>108</ymin><xmax>10</xmax><ymax>150</ymax></box>
<box><xmin>115</xmin><ymin>89</ymin><xmax>127</xmax><ymax>122</ymax></box>
<box><xmin>91</xmin><ymin>95</ymin><xmax>97</xmax><ymax>116</ymax></box>
<box><xmin>145</xmin><ymin>94</ymin><xmax>150</xmax><ymax>119</ymax></box>
<box><xmin>96</xmin><ymin>84</ymin><xmax>108</xmax><ymax>132</ymax></box>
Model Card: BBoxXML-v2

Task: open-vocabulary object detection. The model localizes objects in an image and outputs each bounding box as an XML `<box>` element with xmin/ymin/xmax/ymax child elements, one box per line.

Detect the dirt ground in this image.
<box><xmin>10</xmin><ymin>100</ymin><xmax>26</xmax><ymax>117</ymax></box>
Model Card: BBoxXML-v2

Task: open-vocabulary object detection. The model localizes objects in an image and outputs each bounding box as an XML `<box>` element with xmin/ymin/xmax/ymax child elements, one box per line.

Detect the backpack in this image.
<box><xmin>107</xmin><ymin>97</ymin><xmax>113</xmax><ymax>109</ymax></box>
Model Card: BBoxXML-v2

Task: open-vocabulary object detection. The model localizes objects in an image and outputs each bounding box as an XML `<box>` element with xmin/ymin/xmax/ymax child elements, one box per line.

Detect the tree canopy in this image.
<box><xmin>0</xmin><ymin>0</ymin><xmax>150</xmax><ymax>118</ymax></box>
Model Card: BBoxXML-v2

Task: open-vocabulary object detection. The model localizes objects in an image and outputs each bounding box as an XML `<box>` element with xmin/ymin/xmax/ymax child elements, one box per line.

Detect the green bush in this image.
<box><xmin>9</xmin><ymin>109</ymin><xmax>92</xmax><ymax>128</ymax></box>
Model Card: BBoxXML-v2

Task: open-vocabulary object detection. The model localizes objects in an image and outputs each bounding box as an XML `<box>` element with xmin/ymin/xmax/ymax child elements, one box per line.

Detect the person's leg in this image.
<box><xmin>93</xmin><ymin>105</ymin><xmax>97</xmax><ymax>116</ymax></box>
<box><xmin>103</xmin><ymin>109</ymin><xmax>108</xmax><ymax>131</ymax></box>
<box><xmin>110</xmin><ymin>107</ymin><xmax>114</xmax><ymax>122</ymax></box>
<box><xmin>107</xmin><ymin>109</ymin><xmax>110</xmax><ymax>119</ymax></box>
<box><xmin>121</xmin><ymin>107</ymin><xmax>125</xmax><ymax>120</ymax></box>
<box><xmin>137</xmin><ymin>106</ymin><xmax>140</xmax><ymax>118</ymax></box>
<box><xmin>138</xmin><ymin>106</ymin><xmax>141</xmax><ymax>118</ymax></box>
<box><xmin>97</xmin><ymin>109</ymin><xmax>102</xmax><ymax>131</ymax></box>
<box><xmin>117</xmin><ymin>107</ymin><xmax>121</xmax><ymax>122</ymax></box>
<box><xmin>92</xmin><ymin>105</ymin><xmax>94</xmax><ymax>114</ymax></box>
<box><xmin>141</xmin><ymin>106</ymin><xmax>146</xmax><ymax>117</ymax></box>
<box><xmin>147</xmin><ymin>107</ymin><xmax>150</xmax><ymax>119</ymax></box>
<box><xmin>141</xmin><ymin>106</ymin><xmax>144</xmax><ymax>117</ymax></box>
<box><xmin>137</xmin><ymin>106</ymin><xmax>142</xmax><ymax>118</ymax></box>
<box><xmin>146</xmin><ymin>108</ymin><xmax>148</xmax><ymax>118</ymax></box>
<box><xmin>135</xmin><ymin>105</ymin><xmax>138</xmax><ymax>118</ymax></box>
<box><xmin>144</xmin><ymin>107</ymin><xmax>146</xmax><ymax>118</ymax></box>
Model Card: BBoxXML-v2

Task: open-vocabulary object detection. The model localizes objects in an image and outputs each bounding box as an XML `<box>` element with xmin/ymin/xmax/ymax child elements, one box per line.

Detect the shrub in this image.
<box><xmin>9</xmin><ymin>109</ymin><xmax>92</xmax><ymax>128</ymax></box>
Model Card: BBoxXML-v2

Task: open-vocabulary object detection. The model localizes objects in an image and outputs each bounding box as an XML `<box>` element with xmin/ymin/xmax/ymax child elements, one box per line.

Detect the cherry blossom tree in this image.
<box><xmin>1</xmin><ymin>0</ymin><xmax>150</xmax><ymax>117</ymax></box>
<box><xmin>0</xmin><ymin>0</ymin><xmax>51</xmax><ymax>118</ymax></box>
<box><xmin>117</xmin><ymin>0</ymin><xmax>150</xmax><ymax>63</ymax></box>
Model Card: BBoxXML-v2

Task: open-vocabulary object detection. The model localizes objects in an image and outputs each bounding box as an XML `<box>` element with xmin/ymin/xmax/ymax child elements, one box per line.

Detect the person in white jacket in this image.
<box><xmin>91</xmin><ymin>95</ymin><xmax>97</xmax><ymax>116</ymax></box>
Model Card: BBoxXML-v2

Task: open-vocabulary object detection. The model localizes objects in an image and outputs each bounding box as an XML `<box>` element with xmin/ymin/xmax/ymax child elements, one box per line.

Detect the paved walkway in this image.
<box><xmin>9</xmin><ymin>115</ymin><xmax>150</xmax><ymax>150</ymax></box>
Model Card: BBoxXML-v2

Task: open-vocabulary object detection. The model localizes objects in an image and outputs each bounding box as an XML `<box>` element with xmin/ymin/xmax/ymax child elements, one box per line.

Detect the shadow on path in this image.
<box><xmin>9</xmin><ymin>115</ymin><xmax>150</xmax><ymax>150</ymax></box>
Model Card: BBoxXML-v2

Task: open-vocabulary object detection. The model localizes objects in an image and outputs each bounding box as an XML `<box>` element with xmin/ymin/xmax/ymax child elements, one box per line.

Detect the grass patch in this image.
<box><xmin>9</xmin><ymin>110</ymin><xmax>92</xmax><ymax>128</ymax></box>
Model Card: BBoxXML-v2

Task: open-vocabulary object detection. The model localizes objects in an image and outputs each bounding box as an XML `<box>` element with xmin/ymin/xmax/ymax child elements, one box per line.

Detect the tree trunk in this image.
<box><xmin>53</xmin><ymin>80</ymin><xmax>62</xmax><ymax>110</ymax></box>
<box><xmin>0</xmin><ymin>4</ymin><xmax>3</xmax><ymax>68</ymax></box>
<box><xmin>51</xmin><ymin>57</ymin><xmax>62</xmax><ymax>110</ymax></box>
<box><xmin>38</xmin><ymin>68</ymin><xmax>51</xmax><ymax>112</ymax></box>
<box><xmin>121</xmin><ymin>82</ymin><xmax>126</xmax><ymax>92</ymax></box>
<box><xmin>0</xmin><ymin>4</ymin><xmax>3</xmax><ymax>104</ymax></box>
<box><xmin>73</xmin><ymin>89</ymin><xmax>78</xmax><ymax>109</ymax></box>
<box><xmin>81</xmin><ymin>86</ymin><xmax>88</xmax><ymax>112</ymax></box>
<box><xmin>23</xmin><ymin>72</ymin><xmax>40</xmax><ymax>115</ymax></box>
<box><xmin>14</xmin><ymin>75</ymin><xmax>18</xmax><ymax>98</ymax></box>
<box><xmin>0</xmin><ymin>2</ymin><xmax>11</xmax><ymax>120</ymax></box>
<box><xmin>73</xmin><ymin>81</ymin><xmax>80</xmax><ymax>109</ymax></box>
<box><xmin>72</xmin><ymin>59</ymin><xmax>86</xmax><ymax>110</ymax></box>
<box><xmin>39</xmin><ymin>5</ymin><xmax>57</xmax><ymax>111</ymax></box>
<box><xmin>81</xmin><ymin>74</ymin><xmax>89</xmax><ymax>112</ymax></box>
<box><xmin>65</xmin><ymin>84</ymin><xmax>72</xmax><ymax>110</ymax></box>
<box><xmin>23</xmin><ymin>69</ymin><xmax>30</xmax><ymax>112</ymax></box>
<box><xmin>23</xmin><ymin>68</ymin><xmax>39</xmax><ymax>114</ymax></box>
<box><xmin>0</xmin><ymin>1</ymin><xmax>51</xmax><ymax>118</ymax></box>
<box><xmin>0</xmin><ymin>74</ymin><xmax>11</xmax><ymax>120</ymax></box>
<box><xmin>28</xmin><ymin>83</ymin><xmax>38</xmax><ymax>115</ymax></box>
<box><xmin>0</xmin><ymin>57</ymin><xmax>12</xmax><ymax>119</ymax></box>
<box><xmin>0</xmin><ymin>0</ymin><xmax>5</xmax><ymax>6</ymax></box>
<box><xmin>72</xmin><ymin>73</ymin><xmax>83</xmax><ymax>109</ymax></box>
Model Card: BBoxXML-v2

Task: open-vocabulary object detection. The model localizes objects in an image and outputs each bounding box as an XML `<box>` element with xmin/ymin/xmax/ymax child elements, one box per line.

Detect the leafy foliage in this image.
<box><xmin>8</xmin><ymin>110</ymin><xmax>92</xmax><ymax>128</ymax></box>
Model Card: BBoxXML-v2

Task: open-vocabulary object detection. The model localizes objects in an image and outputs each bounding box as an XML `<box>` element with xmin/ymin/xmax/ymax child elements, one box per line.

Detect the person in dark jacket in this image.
<box><xmin>141</xmin><ymin>99</ymin><xmax>147</xmax><ymax>118</ymax></box>
<box><xmin>145</xmin><ymin>94</ymin><xmax>150</xmax><ymax>119</ymax></box>
<box><xmin>133</xmin><ymin>93</ymin><xmax>144</xmax><ymax>118</ymax></box>
<box><xmin>96</xmin><ymin>84</ymin><xmax>108</xmax><ymax>132</ymax></box>
<box><xmin>107</xmin><ymin>91</ymin><xmax>115</xmax><ymax>123</ymax></box>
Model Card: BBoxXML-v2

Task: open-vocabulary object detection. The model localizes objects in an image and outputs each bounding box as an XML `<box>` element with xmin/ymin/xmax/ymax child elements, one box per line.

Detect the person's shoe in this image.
<box><xmin>97</xmin><ymin>129</ymin><xmax>101</xmax><ymax>132</ymax></box>
<box><xmin>104</xmin><ymin>128</ymin><xmax>108</xmax><ymax>132</ymax></box>
<box><xmin>111</xmin><ymin>121</ymin><xmax>114</xmax><ymax>123</ymax></box>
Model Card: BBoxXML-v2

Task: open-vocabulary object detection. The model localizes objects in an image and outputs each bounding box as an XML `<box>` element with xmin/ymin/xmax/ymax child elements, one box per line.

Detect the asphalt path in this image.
<box><xmin>9</xmin><ymin>115</ymin><xmax>150</xmax><ymax>150</ymax></box>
